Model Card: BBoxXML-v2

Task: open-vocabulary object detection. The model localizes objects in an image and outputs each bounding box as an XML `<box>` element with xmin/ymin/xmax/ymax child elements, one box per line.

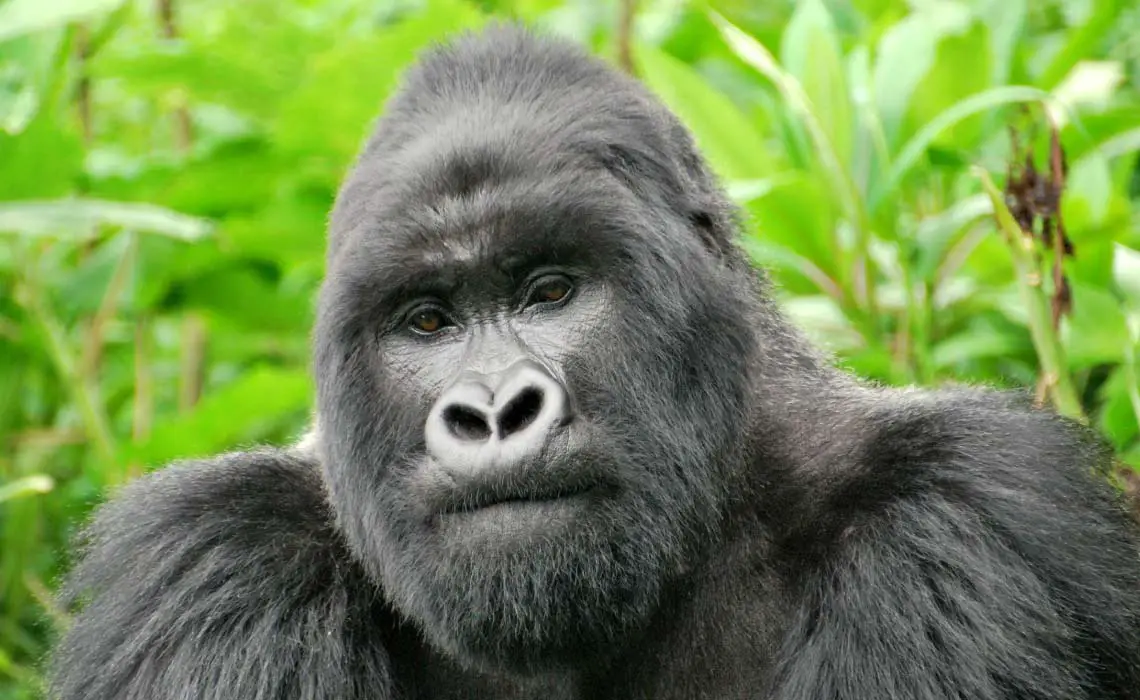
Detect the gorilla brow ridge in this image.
<box><xmin>340</xmin><ymin>187</ymin><xmax>639</xmax><ymax>322</ymax></box>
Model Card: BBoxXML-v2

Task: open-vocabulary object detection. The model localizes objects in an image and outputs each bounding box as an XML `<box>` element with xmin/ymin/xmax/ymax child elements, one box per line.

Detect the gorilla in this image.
<box><xmin>48</xmin><ymin>24</ymin><xmax>1140</xmax><ymax>700</ymax></box>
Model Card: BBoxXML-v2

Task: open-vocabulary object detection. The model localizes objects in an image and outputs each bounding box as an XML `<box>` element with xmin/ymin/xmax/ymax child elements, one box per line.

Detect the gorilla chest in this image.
<box><xmin>394</xmin><ymin>555</ymin><xmax>789</xmax><ymax>700</ymax></box>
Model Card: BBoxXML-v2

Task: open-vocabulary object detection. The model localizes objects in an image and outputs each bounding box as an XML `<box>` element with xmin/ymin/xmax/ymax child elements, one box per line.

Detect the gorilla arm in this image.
<box><xmin>770</xmin><ymin>392</ymin><xmax>1140</xmax><ymax>700</ymax></box>
<box><xmin>47</xmin><ymin>449</ymin><xmax>397</xmax><ymax>700</ymax></box>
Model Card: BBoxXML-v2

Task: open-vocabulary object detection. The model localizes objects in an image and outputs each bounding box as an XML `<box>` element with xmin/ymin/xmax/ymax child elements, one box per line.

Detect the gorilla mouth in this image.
<box><xmin>444</xmin><ymin>483</ymin><xmax>599</xmax><ymax>515</ymax></box>
<box><xmin>421</xmin><ymin>453</ymin><xmax>614</xmax><ymax>520</ymax></box>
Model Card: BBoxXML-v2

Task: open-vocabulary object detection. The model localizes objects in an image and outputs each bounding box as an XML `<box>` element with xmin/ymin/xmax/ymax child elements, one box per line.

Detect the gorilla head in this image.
<box><xmin>312</xmin><ymin>27</ymin><xmax>778</xmax><ymax>671</ymax></box>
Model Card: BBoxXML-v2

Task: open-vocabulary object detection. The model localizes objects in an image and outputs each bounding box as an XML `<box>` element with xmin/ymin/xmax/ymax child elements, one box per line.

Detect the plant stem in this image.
<box><xmin>15</xmin><ymin>268</ymin><xmax>117</xmax><ymax>468</ymax></box>
<box><xmin>616</xmin><ymin>0</ymin><xmax>637</xmax><ymax>74</ymax></box>
<box><xmin>976</xmin><ymin>168</ymin><xmax>1085</xmax><ymax>422</ymax></box>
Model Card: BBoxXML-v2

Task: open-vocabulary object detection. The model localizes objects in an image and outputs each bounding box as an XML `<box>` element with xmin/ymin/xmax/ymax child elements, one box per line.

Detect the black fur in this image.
<box><xmin>48</xmin><ymin>24</ymin><xmax>1140</xmax><ymax>700</ymax></box>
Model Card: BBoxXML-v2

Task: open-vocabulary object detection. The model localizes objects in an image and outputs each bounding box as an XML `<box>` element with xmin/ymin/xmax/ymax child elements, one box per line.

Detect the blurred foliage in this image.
<box><xmin>2</xmin><ymin>0</ymin><xmax>1140</xmax><ymax>696</ymax></box>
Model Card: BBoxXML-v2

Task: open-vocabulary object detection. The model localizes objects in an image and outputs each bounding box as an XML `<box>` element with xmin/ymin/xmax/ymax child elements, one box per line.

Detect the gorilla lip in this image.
<box><xmin>423</xmin><ymin>454</ymin><xmax>610</xmax><ymax>518</ymax></box>
<box><xmin>443</xmin><ymin>483</ymin><xmax>598</xmax><ymax>516</ymax></box>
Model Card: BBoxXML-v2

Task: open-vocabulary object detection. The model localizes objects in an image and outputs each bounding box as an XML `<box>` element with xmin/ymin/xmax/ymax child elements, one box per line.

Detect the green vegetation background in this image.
<box><xmin>2</xmin><ymin>0</ymin><xmax>1139</xmax><ymax>696</ymax></box>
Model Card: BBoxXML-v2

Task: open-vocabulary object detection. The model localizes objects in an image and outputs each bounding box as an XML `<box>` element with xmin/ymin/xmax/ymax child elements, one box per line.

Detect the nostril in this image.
<box><xmin>496</xmin><ymin>388</ymin><xmax>544</xmax><ymax>438</ymax></box>
<box><xmin>442</xmin><ymin>404</ymin><xmax>493</xmax><ymax>442</ymax></box>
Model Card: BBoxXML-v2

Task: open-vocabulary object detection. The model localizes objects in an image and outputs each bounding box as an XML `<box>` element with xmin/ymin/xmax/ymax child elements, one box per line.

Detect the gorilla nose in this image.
<box><xmin>425</xmin><ymin>360</ymin><xmax>572</xmax><ymax>476</ymax></box>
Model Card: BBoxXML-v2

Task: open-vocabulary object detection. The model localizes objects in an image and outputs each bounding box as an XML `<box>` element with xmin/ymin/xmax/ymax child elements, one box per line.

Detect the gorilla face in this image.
<box><xmin>313</xmin><ymin>93</ymin><xmax>758</xmax><ymax>671</ymax></box>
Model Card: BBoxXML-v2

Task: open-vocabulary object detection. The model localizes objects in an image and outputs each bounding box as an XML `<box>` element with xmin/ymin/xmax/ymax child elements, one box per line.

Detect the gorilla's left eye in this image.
<box><xmin>406</xmin><ymin>306</ymin><xmax>452</xmax><ymax>335</ymax></box>
<box><xmin>525</xmin><ymin>275</ymin><xmax>574</xmax><ymax>308</ymax></box>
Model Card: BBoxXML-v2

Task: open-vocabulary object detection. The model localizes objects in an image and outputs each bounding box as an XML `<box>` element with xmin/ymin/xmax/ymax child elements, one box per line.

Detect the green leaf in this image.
<box><xmin>903</xmin><ymin>19</ymin><xmax>992</xmax><ymax>150</ymax></box>
<box><xmin>0</xmin><ymin>118</ymin><xmax>84</xmax><ymax>199</ymax></box>
<box><xmin>1114</xmin><ymin>244</ymin><xmax>1140</xmax><ymax>306</ymax></box>
<box><xmin>126</xmin><ymin>367</ymin><xmax>312</xmax><ymax>467</ymax></box>
<box><xmin>871</xmin><ymin>2</ymin><xmax>972</xmax><ymax>145</ymax></box>
<box><xmin>780</xmin><ymin>0</ymin><xmax>853</xmax><ymax>170</ymax></box>
<box><xmin>1068</xmin><ymin>240</ymin><xmax>1116</xmax><ymax>290</ymax></box>
<box><xmin>0</xmin><ymin>199</ymin><xmax>212</xmax><ymax>241</ymax></box>
<box><xmin>870</xmin><ymin>86</ymin><xmax>1051</xmax><ymax>212</ymax></box>
<box><xmin>911</xmin><ymin>193</ymin><xmax>992</xmax><ymax>280</ymax></box>
<box><xmin>221</xmin><ymin>195</ymin><xmax>329</xmax><ymax>265</ymax></box>
<box><xmin>1097</xmin><ymin>366</ymin><xmax>1140</xmax><ymax>449</ymax></box>
<box><xmin>742</xmin><ymin>172</ymin><xmax>841</xmax><ymax>281</ymax></box>
<box><xmin>0</xmin><ymin>31</ymin><xmax>68</xmax><ymax>135</ymax></box>
<box><xmin>741</xmin><ymin>236</ymin><xmax>841</xmax><ymax>298</ymax></box>
<box><xmin>93</xmin><ymin>46</ymin><xmax>285</xmax><ymax>121</ymax></box>
<box><xmin>1063</xmin><ymin>153</ymin><xmax>1115</xmax><ymax>234</ymax></box>
<box><xmin>636</xmin><ymin>45</ymin><xmax>773</xmax><ymax>181</ymax></box>
<box><xmin>274</xmin><ymin>0</ymin><xmax>485</xmax><ymax>161</ymax></box>
<box><xmin>177</xmin><ymin>266</ymin><xmax>313</xmax><ymax>332</ymax></box>
<box><xmin>708</xmin><ymin>11</ymin><xmax>861</xmax><ymax>230</ymax></box>
<box><xmin>0</xmin><ymin>0</ymin><xmax>124</xmax><ymax>42</ymax></box>
<box><xmin>780</xmin><ymin>295</ymin><xmax>863</xmax><ymax>350</ymax></box>
<box><xmin>0</xmin><ymin>475</ymin><xmax>53</xmax><ymax>503</ymax></box>
<box><xmin>1037</xmin><ymin>0</ymin><xmax>1127</xmax><ymax>90</ymax></box>
<box><xmin>1064</xmin><ymin>283</ymin><xmax>1130</xmax><ymax>368</ymax></box>
<box><xmin>1098</xmin><ymin>126</ymin><xmax>1140</xmax><ymax>161</ymax></box>
<box><xmin>932</xmin><ymin>327</ymin><xmax>1031</xmax><ymax>370</ymax></box>
<box><xmin>91</xmin><ymin>140</ymin><xmax>286</xmax><ymax>217</ymax></box>
<box><xmin>1120</xmin><ymin>444</ymin><xmax>1140</xmax><ymax>471</ymax></box>
<box><xmin>975</xmin><ymin>0</ymin><xmax>1026</xmax><ymax>85</ymax></box>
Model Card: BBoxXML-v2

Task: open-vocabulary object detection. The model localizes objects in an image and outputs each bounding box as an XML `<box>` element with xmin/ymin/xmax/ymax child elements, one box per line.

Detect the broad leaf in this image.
<box><xmin>0</xmin><ymin>475</ymin><xmax>53</xmax><ymax>503</ymax></box>
<box><xmin>126</xmin><ymin>367</ymin><xmax>313</xmax><ymax>468</ymax></box>
<box><xmin>871</xmin><ymin>2</ymin><xmax>972</xmax><ymax>146</ymax></box>
<box><xmin>780</xmin><ymin>0</ymin><xmax>853</xmax><ymax>171</ymax></box>
<box><xmin>0</xmin><ymin>199</ymin><xmax>212</xmax><ymax>241</ymax></box>
<box><xmin>637</xmin><ymin>45</ymin><xmax>774</xmax><ymax>181</ymax></box>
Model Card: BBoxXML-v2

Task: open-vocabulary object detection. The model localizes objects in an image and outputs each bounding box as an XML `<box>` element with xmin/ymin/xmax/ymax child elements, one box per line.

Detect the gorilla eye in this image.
<box><xmin>407</xmin><ymin>307</ymin><xmax>451</xmax><ymax>335</ymax></box>
<box><xmin>526</xmin><ymin>275</ymin><xmax>574</xmax><ymax>308</ymax></box>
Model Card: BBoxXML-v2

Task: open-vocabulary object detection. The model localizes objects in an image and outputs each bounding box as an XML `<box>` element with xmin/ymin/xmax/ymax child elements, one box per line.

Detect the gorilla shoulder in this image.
<box><xmin>766</xmin><ymin>387</ymin><xmax>1140</xmax><ymax>699</ymax></box>
<box><xmin>48</xmin><ymin>449</ymin><xmax>396</xmax><ymax>700</ymax></box>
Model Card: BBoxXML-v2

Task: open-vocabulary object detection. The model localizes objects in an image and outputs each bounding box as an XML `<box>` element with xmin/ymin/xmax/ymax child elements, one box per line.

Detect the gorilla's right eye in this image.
<box><xmin>407</xmin><ymin>306</ymin><xmax>451</xmax><ymax>335</ymax></box>
<box><xmin>524</xmin><ymin>274</ymin><xmax>575</xmax><ymax>309</ymax></box>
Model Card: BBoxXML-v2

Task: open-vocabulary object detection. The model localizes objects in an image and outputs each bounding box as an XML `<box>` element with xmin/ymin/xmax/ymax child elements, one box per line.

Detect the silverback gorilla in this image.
<box><xmin>48</xmin><ymin>24</ymin><xmax>1140</xmax><ymax>700</ymax></box>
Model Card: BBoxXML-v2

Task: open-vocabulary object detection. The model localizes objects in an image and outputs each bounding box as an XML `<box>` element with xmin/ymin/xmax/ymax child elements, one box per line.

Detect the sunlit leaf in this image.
<box><xmin>780</xmin><ymin>0</ymin><xmax>853</xmax><ymax>170</ymax></box>
<box><xmin>637</xmin><ymin>45</ymin><xmax>773</xmax><ymax>181</ymax></box>
<box><xmin>0</xmin><ymin>475</ymin><xmax>53</xmax><ymax>503</ymax></box>
<box><xmin>0</xmin><ymin>0</ymin><xmax>124</xmax><ymax>42</ymax></box>
<box><xmin>871</xmin><ymin>2</ymin><xmax>972</xmax><ymax>145</ymax></box>
<box><xmin>1115</xmin><ymin>244</ymin><xmax>1140</xmax><ymax>305</ymax></box>
<box><xmin>709</xmin><ymin>11</ymin><xmax>861</xmax><ymax>229</ymax></box>
<box><xmin>0</xmin><ymin>199</ymin><xmax>212</xmax><ymax>241</ymax></box>
<box><xmin>1037</xmin><ymin>0</ymin><xmax>1127</xmax><ymax>90</ymax></box>
<box><xmin>904</xmin><ymin>20</ymin><xmax>992</xmax><ymax>150</ymax></box>
<box><xmin>912</xmin><ymin>193</ymin><xmax>991</xmax><ymax>280</ymax></box>
<box><xmin>975</xmin><ymin>0</ymin><xmax>1026</xmax><ymax>85</ymax></box>
<box><xmin>870</xmin><ymin>87</ymin><xmax>1052</xmax><ymax>212</ymax></box>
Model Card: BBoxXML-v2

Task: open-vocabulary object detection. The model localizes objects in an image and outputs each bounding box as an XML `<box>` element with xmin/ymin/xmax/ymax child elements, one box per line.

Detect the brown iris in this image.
<box><xmin>410</xmin><ymin>309</ymin><xmax>445</xmax><ymax>334</ymax></box>
<box><xmin>530</xmin><ymin>277</ymin><xmax>572</xmax><ymax>305</ymax></box>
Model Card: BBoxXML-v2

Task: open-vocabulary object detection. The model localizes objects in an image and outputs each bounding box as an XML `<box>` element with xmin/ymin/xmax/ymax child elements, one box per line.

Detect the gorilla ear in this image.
<box><xmin>595</xmin><ymin>142</ymin><xmax>739</xmax><ymax>262</ymax></box>
<box><xmin>685</xmin><ymin>209</ymin><xmax>726</xmax><ymax>257</ymax></box>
